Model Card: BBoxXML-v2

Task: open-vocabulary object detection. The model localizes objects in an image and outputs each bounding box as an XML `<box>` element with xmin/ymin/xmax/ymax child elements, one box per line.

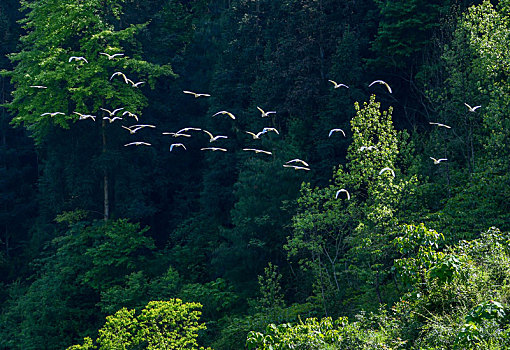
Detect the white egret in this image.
<box><xmin>29</xmin><ymin>85</ymin><xmax>47</xmax><ymax>89</ymax></box>
<box><xmin>335</xmin><ymin>189</ymin><xmax>350</xmax><ymax>200</ymax></box>
<box><xmin>122</xmin><ymin>124</ymin><xmax>155</xmax><ymax>134</ymax></box>
<box><xmin>126</xmin><ymin>78</ymin><xmax>145</xmax><ymax>88</ymax></box>
<box><xmin>245</xmin><ymin>131</ymin><xmax>266</xmax><ymax>139</ymax></box>
<box><xmin>201</xmin><ymin>147</ymin><xmax>227</xmax><ymax>152</ymax></box>
<box><xmin>283</xmin><ymin>165</ymin><xmax>310</xmax><ymax>171</ymax></box>
<box><xmin>124</xmin><ymin>142</ymin><xmax>151</xmax><ymax>146</ymax></box>
<box><xmin>103</xmin><ymin>116</ymin><xmax>122</xmax><ymax>123</ymax></box>
<box><xmin>73</xmin><ymin>112</ymin><xmax>96</xmax><ymax>121</ymax></box>
<box><xmin>122</xmin><ymin>111</ymin><xmax>139</xmax><ymax>122</ymax></box>
<box><xmin>162</xmin><ymin>132</ymin><xmax>192</xmax><ymax>138</ymax></box>
<box><xmin>176</xmin><ymin>127</ymin><xmax>202</xmax><ymax>134</ymax></box>
<box><xmin>359</xmin><ymin>145</ymin><xmax>376</xmax><ymax>151</ymax></box>
<box><xmin>369</xmin><ymin>80</ymin><xmax>392</xmax><ymax>93</ymax></box>
<box><xmin>100</xmin><ymin>107</ymin><xmax>124</xmax><ymax>116</ymax></box>
<box><xmin>243</xmin><ymin>148</ymin><xmax>272</xmax><ymax>155</ymax></box>
<box><xmin>110</xmin><ymin>71</ymin><xmax>129</xmax><ymax>83</ymax></box>
<box><xmin>379</xmin><ymin>167</ymin><xmax>395</xmax><ymax>177</ymax></box>
<box><xmin>429</xmin><ymin>122</ymin><xmax>451</xmax><ymax>129</ymax></box>
<box><xmin>257</xmin><ymin>106</ymin><xmax>276</xmax><ymax>118</ymax></box>
<box><xmin>430</xmin><ymin>157</ymin><xmax>448</xmax><ymax>164</ymax></box>
<box><xmin>212</xmin><ymin>110</ymin><xmax>236</xmax><ymax>120</ymax></box>
<box><xmin>41</xmin><ymin>112</ymin><xmax>65</xmax><ymax>117</ymax></box>
<box><xmin>328</xmin><ymin>128</ymin><xmax>346</xmax><ymax>137</ymax></box>
<box><xmin>286</xmin><ymin>159</ymin><xmax>309</xmax><ymax>167</ymax></box>
<box><xmin>99</xmin><ymin>52</ymin><xmax>124</xmax><ymax>60</ymax></box>
<box><xmin>69</xmin><ymin>56</ymin><xmax>88</xmax><ymax>63</ymax></box>
<box><xmin>203</xmin><ymin>130</ymin><xmax>228</xmax><ymax>142</ymax></box>
<box><xmin>170</xmin><ymin>143</ymin><xmax>186</xmax><ymax>152</ymax></box>
<box><xmin>328</xmin><ymin>80</ymin><xmax>349</xmax><ymax>89</ymax></box>
<box><xmin>183</xmin><ymin>90</ymin><xmax>210</xmax><ymax>98</ymax></box>
<box><xmin>464</xmin><ymin>103</ymin><xmax>481</xmax><ymax>112</ymax></box>
<box><xmin>262</xmin><ymin>127</ymin><xmax>279</xmax><ymax>135</ymax></box>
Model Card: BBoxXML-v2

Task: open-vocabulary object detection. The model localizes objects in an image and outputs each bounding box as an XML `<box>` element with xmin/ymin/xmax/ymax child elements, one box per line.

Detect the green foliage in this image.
<box><xmin>246</xmin><ymin>314</ymin><xmax>406</xmax><ymax>350</ymax></box>
<box><xmin>287</xmin><ymin>95</ymin><xmax>419</xmax><ymax>314</ymax></box>
<box><xmin>256</xmin><ymin>263</ymin><xmax>285</xmax><ymax>311</ymax></box>
<box><xmin>8</xmin><ymin>0</ymin><xmax>173</xmax><ymax>142</ymax></box>
<box><xmin>371</xmin><ymin>0</ymin><xmax>449</xmax><ymax>69</ymax></box>
<box><xmin>0</xmin><ymin>219</ymin><xmax>156</xmax><ymax>349</ymax></box>
<box><xmin>68</xmin><ymin>299</ymin><xmax>211</xmax><ymax>350</ymax></box>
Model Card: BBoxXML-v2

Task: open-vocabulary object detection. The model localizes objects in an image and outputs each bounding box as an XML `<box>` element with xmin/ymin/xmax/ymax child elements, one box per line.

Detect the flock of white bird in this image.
<box><xmin>31</xmin><ymin>52</ymin><xmax>481</xmax><ymax>202</ymax></box>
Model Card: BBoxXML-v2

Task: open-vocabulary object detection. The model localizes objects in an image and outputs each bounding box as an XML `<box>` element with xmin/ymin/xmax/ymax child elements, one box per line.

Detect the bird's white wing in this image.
<box><xmin>335</xmin><ymin>189</ymin><xmax>350</xmax><ymax>200</ymax></box>
<box><xmin>379</xmin><ymin>167</ymin><xmax>395</xmax><ymax>176</ymax></box>
<box><xmin>286</xmin><ymin>159</ymin><xmax>309</xmax><ymax>167</ymax></box>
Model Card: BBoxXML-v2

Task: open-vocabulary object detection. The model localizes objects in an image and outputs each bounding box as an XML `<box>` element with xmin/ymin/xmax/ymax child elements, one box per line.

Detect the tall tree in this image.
<box><xmin>7</xmin><ymin>0</ymin><xmax>173</xmax><ymax>222</ymax></box>
<box><xmin>287</xmin><ymin>95</ymin><xmax>419</xmax><ymax>315</ymax></box>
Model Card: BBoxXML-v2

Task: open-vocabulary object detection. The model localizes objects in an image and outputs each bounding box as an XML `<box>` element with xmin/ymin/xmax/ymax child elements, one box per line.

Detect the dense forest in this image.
<box><xmin>1</xmin><ymin>0</ymin><xmax>509</xmax><ymax>348</ymax></box>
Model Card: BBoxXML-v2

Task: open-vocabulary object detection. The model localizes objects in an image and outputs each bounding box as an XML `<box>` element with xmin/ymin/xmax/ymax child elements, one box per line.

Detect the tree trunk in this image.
<box><xmin>102</xmin><ymin>119</ymin><xmax>109</xmax><ymax>221</ymax></box>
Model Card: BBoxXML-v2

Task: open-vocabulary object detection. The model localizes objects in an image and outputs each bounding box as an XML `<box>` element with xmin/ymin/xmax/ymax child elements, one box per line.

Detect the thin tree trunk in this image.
<box><xmin>102</xmin><ymin>119</ymin><xmax>109</xmax><ymax>221</ymax></box>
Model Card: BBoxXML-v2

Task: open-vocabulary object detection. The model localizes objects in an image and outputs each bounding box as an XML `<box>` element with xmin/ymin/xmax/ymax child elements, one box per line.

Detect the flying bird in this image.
<box><xmin>170</xmin><ymin>143</ymin><xmax>186</xmax><ymax>152</ymax></box>
<box><xmin>212</xmin><ymin>110</ymin><xmax>236</xmax><ymax>120</ymax></box>
<box><xmin>99</xmin><ymin>52</ymin><xmax>124</xmax><ymax>60</ymax></box>
<box><xmin>245</xmin><ymin>131</ymin><xmax>266</xmax><ymax>139</ymax></box>
<box><xmin>257</xmin><ymin>106</ymin><xmax>276</xmax><ymax>118</ymax></box>
<box><xmin>122</xmin><ymin>124</ymin><xmax>155</xmax><ymax>134</ymax></box>
<box><xmin>176</xmin><ymin>127</ymin><xmax>202</xmax><ymax>134</ymax></box>
<box><xmin>73</xmin><ymin>112</ymin><xmax>96</xmax><ymax>121</ymax></box>
<box><xmin>464</xmin><ymin>103</ymin><xmax>481</xmax><ymax>112</ymax></box>
<box><xmin>41</xmin><ymin>112</ymin><xmax>65</xmax><ymax>117</ymax></box>
<box><xmin>124</xmin><ymin>142</ymin><xmax>151</xmax><ymax>146</ymax></box>
<box><xmin>103</xmin><ymin>116</ymin><xmax>123</xmax><ymax>123</ymax></box>
<box><xmin>262</xmin><ymin>127</ymin><xmax>279</xmax><ymax>135</ymax></box>
<box><xmin>100</xmin><ymin>107</ymin><xmax>124</xmax><ymax>116</ymax></box>
<box><xmin>286</xmin><ymin>159</ymin><xmax>309</xmax><ymax>167</ymax></box>
<box><xmin>110</xmin><ymin>71</ymin><xmax>129</xmax><ymax>83</ymax></box>
<box><xmin>29</xmin><ymin>85</ymin><xmax>47</xmax><ymax>89</ymax></box>
<box><xmin>183</xmin><ymin>91</ymin><xmax>210</xmax><ymax>98</ymax></box>
<box><xmin>430</xmin><ymin>157</ymin><xmax>448</xmax><ymax>164</ymax></box>
<box><xmin>201</xmin><ymin>147</ymin><xmax>227</xmax><ymax>152</ymax></box>
<box><xmin>243</xmin><ymin>148</ymin><xmax>272</xmax><ymax>155</ymax></box>
<box><xmin>359</xmin><ymin>145</ymin><xmax>376</xmax><ymax>151</ymax></box>
<box><xmin>283</xmin><ymin>165</ymin><xmax>310</xmax><ymax>171</ymax></box>
<box><xmin>126</xmin><ymin>79</ymin><xmax>145</xmax><ymax>88</ymax></box>
<box><xmin>429</xmin><ymin>122</ymin><xmax>451</xmax><ymax>129</ymax></box>
<box><xmin>328</xmin><ymin>80</ymin><xmax>349</xmax><ymax>89</ymax></box>
<box><xmin>379</xmin><ymin>167</ymin><xmax>395</xmax><ymax>177</ymax></box>
<box><xmin>369</xmin><ymin>80</ymin><xmax>392</xmax><ymax>93</ymax></box>
<box><xmin>328</xmin><ymin>128</ymin><xmax>346</xmax><ymax>137</ymax></box>
<box><xmin>335</xmin><ymin>189</ymin><xmax>350</xmax><ymax>200</ymax></box>
<box><xmin>69</xmin><ymin>56</ymin><xmax>88</xmax><ymax>63</ymax></box>
<box><xmin>162</xmin><ymin>132</ymin><xmax>192</xmax><ymax>138</ymax></box>
<box><xmin>203</xmin><ymin>130</ymin><xmax>228</xmax><ymax>142</ymax></box>
<box><xmin>122</xmin><ymin>111</ymin><xmax>139</xmax><ymax>122</ymax></box>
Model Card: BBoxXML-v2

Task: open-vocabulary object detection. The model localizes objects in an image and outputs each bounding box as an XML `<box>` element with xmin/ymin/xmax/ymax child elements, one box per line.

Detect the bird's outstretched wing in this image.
<box><xmin>328</xmin><ymin>129</ymin><xmax>346</xmax><ymax>137</ymax></box>
<box><xmin>335</xmin><ymin>189</ymin><xmax>350</xmax><ymax>200</ymax></box>
<box><xmin>429</xmin><ymin>122</ymin><xmax>451</xmax><ymax>129</ymax></box>
<box><xmin>286</xmin><ymin>159</ymin><xmax>309</xmax><ymax>167</ymax></box>
<box><xmin>369</xmin><ymin>80</ymin><xmax>392</xmax><ymax>93</ymax></box>
<box><xmin>379</xmin><ymin>167</ymin><xmax>395</xmax><ymax>177</ymax></box>
<box><xmin>212</xmin><ymin>111</ymin><xmax>236</xmax><ymax>120</ymax></box>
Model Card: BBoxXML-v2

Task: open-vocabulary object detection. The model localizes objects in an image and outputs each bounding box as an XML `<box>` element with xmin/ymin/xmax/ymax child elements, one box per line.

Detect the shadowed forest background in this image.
<box><xmin>1</xmin><ymin>0</ymin><xmax>510</xmax><ymax>348</ymax></box>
